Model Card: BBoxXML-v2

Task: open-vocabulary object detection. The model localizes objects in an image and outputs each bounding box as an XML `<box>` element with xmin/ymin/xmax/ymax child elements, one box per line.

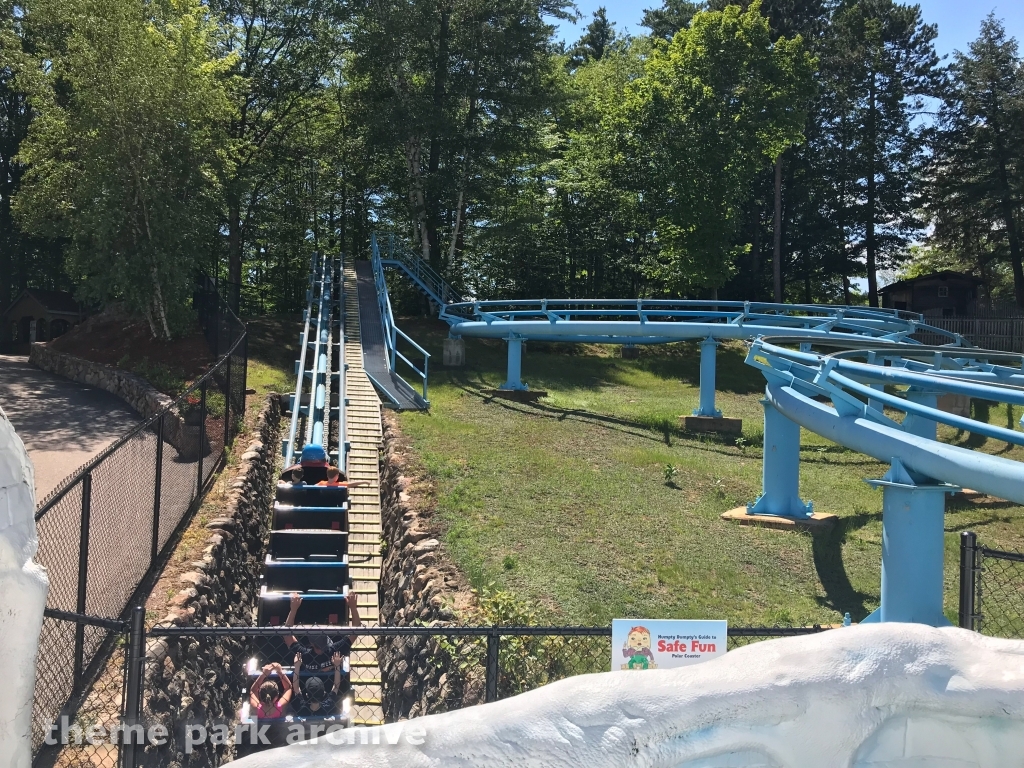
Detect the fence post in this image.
<box><xmin>196</xmin><ymin>382</ymin><xmax>207</xmax><ymax>497</ymax></box>
<box><xmin>74</xmin><ymin>473</ymin><xmax>93</xmax><ymax>687</ymax></box>
<box><xmin>151</xmin><ymin>415</ymin><xmax>164</xmax><ymax>565</ymax></box>
<box><xmin>120</xmin><ymin>606</ymin><xmax>146</xmax><ymax>768</ymax></box>
<box><xmin>223</xmin><ymin>353</ymin><xmax>232</xmax><ymax>448</ymax></box>
<box><xmin>959</xmin><ymin>531</ymin><xmax>979</xmax><ymax>630</ymax></box>
<box><xmin>485</xmin><ymin>627</ymin><xmax>500</xmax><ymax>703</ymax></box>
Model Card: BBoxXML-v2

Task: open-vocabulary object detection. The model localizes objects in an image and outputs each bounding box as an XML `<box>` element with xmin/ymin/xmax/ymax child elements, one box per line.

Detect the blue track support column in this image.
<box><xmin>863</xmin><ymin>460</ymin><xmax>958</xmax><ymax>626</ymax></box>
<box><xmin>692</xmin><ymin>337</ymin><xmax>722</xmax><ymax>417</ymax></box>
<box><xmin>500</xmin><ymin>336</ymin><xmax>527</xmax><ymax>391</ymax></box>
<box><xmin>747</xmin><ymin>395</ymin><xmax>812</xmax><ymax>518</ymax></box>
<box><xmin>902</xmin><ymin>388</ymin><xmax>940</xmax><ymax>440</ymax></box>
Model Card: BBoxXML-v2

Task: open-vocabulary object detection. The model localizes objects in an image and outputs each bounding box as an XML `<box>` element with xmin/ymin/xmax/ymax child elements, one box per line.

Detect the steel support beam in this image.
<box><xmin>747</xmin><ymin>395</ymin><xmax>812</xmax><ymax>518</ymax></box>
<box><xmin>692</xmin><ymin>337</ymin><xmax>722</xmax><ymax>418</ymax></box>
<box><xmin>500</xmin><ymin>336</ymin><xmax>527</xmax><ymax>391</ymax></box>
<box><xmin>863</xmin><ymin>460</ymin><xmax>958</xmax><ymax>626</ymax></box>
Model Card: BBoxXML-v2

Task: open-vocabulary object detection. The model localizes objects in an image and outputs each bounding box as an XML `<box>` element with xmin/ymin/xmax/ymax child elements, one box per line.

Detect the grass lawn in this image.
<box><xmin>390</xmin><ymin>317</ymin><xmax>1024</xmax><ymax>628</ymax></box>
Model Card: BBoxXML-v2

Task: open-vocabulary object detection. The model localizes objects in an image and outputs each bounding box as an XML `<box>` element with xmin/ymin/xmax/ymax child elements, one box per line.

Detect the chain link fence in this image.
<box><xmin>33</xmin><ymin>613</ymin><xmax>828</xmax><ymax>768</ymax></box>
<box><xmin>116</xmin><ymin>622</ymin><xmax>827</xmax><ymax>766</ymax></box>
<box><xmin>31</xmin><ymin>283</ymin><xmax>246</xmax><ymax>768</ymax></box>
<box><xmin>958</xmin><ymin>531</ymin><xmax>1024</xmax><ymax>637</ymax></box>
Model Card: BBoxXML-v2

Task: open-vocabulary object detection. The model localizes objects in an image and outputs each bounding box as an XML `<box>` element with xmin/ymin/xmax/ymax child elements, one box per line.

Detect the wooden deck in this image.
<box><xmin>343</xmin><ymin>257</ymin><xmax>386</xmax><ymax>725</ymax></box>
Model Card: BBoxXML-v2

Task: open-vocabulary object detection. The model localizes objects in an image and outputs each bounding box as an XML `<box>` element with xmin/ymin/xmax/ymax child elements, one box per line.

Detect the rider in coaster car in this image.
<box><xmin>317</xmin><ymin>466</ymin><xmax>370</xmax><ymax>488</ymax></box>
<box><xmin>279</xmin><ymin>444</ymin><xmax>330</xmax><ymax>482</ymax></box>
<box><xmin>249</xmin><ymin>662</ymin><xmax>293</xmax><ymax>719</ymax></box>
<box><xmin>281</xmin><ymin>592</ymin><xmax>362</xmax><ymax>667</ymax></box>
<box><xmin>292</xmin><ymin>648</ymin><xmax>346</xmax><ymax>717</ymax></box>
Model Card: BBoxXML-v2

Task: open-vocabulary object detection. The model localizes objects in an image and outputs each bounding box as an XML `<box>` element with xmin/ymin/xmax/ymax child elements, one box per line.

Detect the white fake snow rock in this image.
<box><xmin>233</xmin><ymin>623</ymin><xmax>1024</xmax><ymax>768</ymax></box>
<box><xmin>0</xmin><ymin>406</ymin><xmax>48</xmax><ymax>768</ymax></box>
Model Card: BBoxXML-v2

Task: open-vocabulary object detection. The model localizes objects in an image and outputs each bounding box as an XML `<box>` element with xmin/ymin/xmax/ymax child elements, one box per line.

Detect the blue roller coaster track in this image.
<box><xmin>369</xmin><ymin>232</ymin><xmax>1024</xmax><ymax>628</ymax></box>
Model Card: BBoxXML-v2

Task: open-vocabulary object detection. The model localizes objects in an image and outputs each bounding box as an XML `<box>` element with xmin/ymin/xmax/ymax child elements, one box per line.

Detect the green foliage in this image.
<box><xmin>13</xmin><ymin>0</ymin><xmax>232</xmax><ymax>338</ymax></box>
<box><xmin>619</xmin><ymin>2</ymin><xmax>815</xmax><ymax>293</ymax></box>
<box><xmin>462</xmin><ymin>586</ymin><xmax>608</xmax><ymax>696</ymax></box>
<box><xmin>926</xmin><ymin>14</ymin><xmax>1024</xmax><ymax>308</ymax></box>
<box><xmin>4</xmin><ymin>0</ymin><xmax>1018</xmax><ymax>320</ymax></box>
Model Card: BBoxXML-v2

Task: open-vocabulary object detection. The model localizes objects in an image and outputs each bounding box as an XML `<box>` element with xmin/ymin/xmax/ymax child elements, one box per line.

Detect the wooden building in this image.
<box><xmin>879</xmin><ymin>271</ymin><xmax>984</xmax><ymax>317</ymax></box>
<box><xmin>2</xmin><ymin>289</ymin><xmax>83</xmax><ymax>353</ymax></box>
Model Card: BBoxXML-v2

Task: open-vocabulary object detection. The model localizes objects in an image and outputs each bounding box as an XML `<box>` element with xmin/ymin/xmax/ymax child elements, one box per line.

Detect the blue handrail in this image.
<box><xmin>370</xmin><ymin>234</ymin><xmax>431</xmax><ymax>402</ymax></box>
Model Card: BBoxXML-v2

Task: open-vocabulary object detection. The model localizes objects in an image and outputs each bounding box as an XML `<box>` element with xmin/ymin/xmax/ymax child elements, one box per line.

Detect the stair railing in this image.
<box><xmin>370</xmin><ymin>233</ymin><xmax>430</xmax><ymax>402</ymax></box>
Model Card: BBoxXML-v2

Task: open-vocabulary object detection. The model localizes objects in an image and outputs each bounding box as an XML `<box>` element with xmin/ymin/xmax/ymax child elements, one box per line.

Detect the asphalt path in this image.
<box><xmin>0</xmin><ymin>355</ymin><xmax>141</xmax><ymax>501</ymax></box>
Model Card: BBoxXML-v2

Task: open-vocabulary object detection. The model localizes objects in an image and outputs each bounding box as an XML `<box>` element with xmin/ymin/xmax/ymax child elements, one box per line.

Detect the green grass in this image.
<box><xmin>245</xmin><ymin>315</ymin><xmax>300</xmax><ymax>401</ymax></box>
<box><xmin>393</xmin><ymin>318</ymin><xmax>1024</xmax><ymax>628</ymax></box>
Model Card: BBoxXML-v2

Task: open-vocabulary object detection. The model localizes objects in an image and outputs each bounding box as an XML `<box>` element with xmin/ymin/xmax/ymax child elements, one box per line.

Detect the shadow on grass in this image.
<box><xmin>811</xmin><ymin>511</ymin><xmax>881</xmax><ymax>621</ymax></box>
<box><xmin>450</xmin><ymin>379</ymin><xmax>770</xmax><ymax>459</ymax></box>
<box><xmin>633</xmin><ymin>342</ymin><xmax>764</xmax><ymax>396</ymax></box>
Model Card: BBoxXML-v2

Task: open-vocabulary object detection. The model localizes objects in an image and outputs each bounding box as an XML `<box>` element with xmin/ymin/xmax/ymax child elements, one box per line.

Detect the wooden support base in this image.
<box><xmin>483</xmin><ymin>389</ymin><xmax>548</xmax><ymax>402</ymax></box>
<box><xmin>721</xmin><ymin>507</ymin><xmax>838</xmax><ymax>531</ymax></box>
<box><xmin>681</xmin><ymin>415</ymin><xmax>743</xmax><ymax>435</ymax></box>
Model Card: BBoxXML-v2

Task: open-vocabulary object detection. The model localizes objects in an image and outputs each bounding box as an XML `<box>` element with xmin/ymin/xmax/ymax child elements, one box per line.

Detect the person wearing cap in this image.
<box><xmin>278</xmin><ymin>444</ymin><xmax>331</xmax><ymax>482</ymax></box>
<box><xmin>291</xmin><ymin>649</ymin><xmax>344</xmax><ymax>717</ymax></box>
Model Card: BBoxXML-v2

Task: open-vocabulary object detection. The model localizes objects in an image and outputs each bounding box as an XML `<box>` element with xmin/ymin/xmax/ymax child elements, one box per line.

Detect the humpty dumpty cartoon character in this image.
<box><xmin>622</xmin><ymin>625</ymin><xmax>656</xmax><ymax>670</ymax></box>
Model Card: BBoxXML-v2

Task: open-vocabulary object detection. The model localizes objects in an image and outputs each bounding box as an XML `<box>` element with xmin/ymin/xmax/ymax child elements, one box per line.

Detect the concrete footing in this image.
<box><xmin>621</xmin><ymin>346</ymin><xmax>640</xmax><ymax>359</ymax></box>
<box><xmin>721</xmin><ymin>507</ymin><xmax>837</xmax><ymax>530</ymax></box>
<box><xmin>681</xmin><ymin>415</ymin><xmax>743</xmax><ymax>435</ymax></box>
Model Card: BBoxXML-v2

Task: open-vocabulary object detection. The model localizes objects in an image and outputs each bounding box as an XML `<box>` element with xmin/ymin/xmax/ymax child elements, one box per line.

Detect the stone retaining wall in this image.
<box><xmin>141</xmin><ymin>394</ymin><xmax>281</xmax><ymax>768</ymax></box>
<box><xmin>376</xmin><ymin>414</ymin><xmax>482</xmax><ymax>720</ymax></box>
<box><xmin>29</xmin><ymin>343</ymin><xmax>192</xmax><ymax>455</ymax></box>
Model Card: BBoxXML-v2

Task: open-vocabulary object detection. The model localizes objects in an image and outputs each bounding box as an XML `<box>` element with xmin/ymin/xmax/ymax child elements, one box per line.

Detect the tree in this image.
<box><xmin>570</xmin><ymin>7</ymin><xmax>617</xmax><ymax>65</ymax></box>
<box><xmin>348</xmin><ymin>0</ymin><xmax>570</xmax><ymax>273</ymax></box>
<box><xmin>14</xmin><ymin>0</ymin><xmax>232</xmax><ymax>338</ymax></box>
<box><xmin>209</xmin><ymin>0</ymin><xmax>345</xmax><ymax>311</ymax></box>
<box><xmin>641</xmin><ymin>0</ymin><xmax>700</xmax><ymax>41</ymax></box>
<box><xmin>830</xmin><ymin>0</ymin><xmax>939</xmax><ymax>307</ymax></box>
<box><xmin>0</xmin><ymin>0</ymin><xmax>69</xmax><ymax>314</ymax></box>
<box><xmin>620</xmin><ymin>2</ymin><xmax>814</xmax><ymax>295</ymax></box>
<box><xmin>928</xmin><ymin>15</ymin><xmax>1024</xmax><ymax>307</ymax></box>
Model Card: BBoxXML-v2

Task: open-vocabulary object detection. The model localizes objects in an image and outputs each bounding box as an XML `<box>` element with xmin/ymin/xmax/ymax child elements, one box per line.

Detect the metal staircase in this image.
<box><xmin>375</xmin><ymin>232</ymin><xmax>465</xmax><ymax>309</ymax></box>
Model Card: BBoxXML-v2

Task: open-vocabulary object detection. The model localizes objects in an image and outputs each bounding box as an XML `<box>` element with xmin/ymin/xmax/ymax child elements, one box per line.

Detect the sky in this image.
<box><xmin>554</xmin><ymin>1</ymin><xmax>1024</xmax><ymax>60</ymax></box>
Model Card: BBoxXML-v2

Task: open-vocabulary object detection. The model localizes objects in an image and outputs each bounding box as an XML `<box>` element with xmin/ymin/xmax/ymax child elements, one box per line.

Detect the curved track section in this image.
<box><xmin>374</xmin><ymin>233</ymin><xmax>1023</xmax><ymax>624</ymax></box>
<box><xmin>748</xmin><ymin>338</ymin><xmax>1024</xmax><ymax>503</ymax></box>
<box><xmin>441</xmin><ymin>299</ymin><xmax>966</xmax><ymax>346</ymax></box>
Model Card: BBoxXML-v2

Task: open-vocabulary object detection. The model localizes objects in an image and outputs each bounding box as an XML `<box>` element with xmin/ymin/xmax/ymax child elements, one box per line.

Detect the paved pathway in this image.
<box><xmin>0</xmin><ymin>355</ymin><xmax>141</xmax><ymax>501</ymax></box>
<box><xmin>343</xmin><ymin>259</ymin><xmax>386</xmax><ymax>726</ymax></box>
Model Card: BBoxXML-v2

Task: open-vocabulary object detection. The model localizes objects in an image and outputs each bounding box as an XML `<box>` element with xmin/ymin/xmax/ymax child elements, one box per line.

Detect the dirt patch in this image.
<box><xmin>49</xmin><ymin>305</ymin><xmax>215</xmax><ymax>395</ymax></box>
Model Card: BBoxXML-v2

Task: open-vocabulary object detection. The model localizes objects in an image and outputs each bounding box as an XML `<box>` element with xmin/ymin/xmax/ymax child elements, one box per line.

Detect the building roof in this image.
<box><xmin>879</xmin><ymin>270</ymin><xmax>984</xmax><ymax>294</ymax></box>
<box><xmin>2</xmin><ymin>288</ymin><xmax>83</xmax><ymax>317</ymax></box>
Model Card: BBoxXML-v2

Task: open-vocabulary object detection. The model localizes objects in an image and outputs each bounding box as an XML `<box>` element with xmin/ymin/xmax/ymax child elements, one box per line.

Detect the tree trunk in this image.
<box><xmin>866</xmin><ymin>76</ymin><xmax>879</xmax><ymax>308</ymax></box>
<box><xmin>750</xmin><ymin>203</ymin><xmax>762</xmax><ymax>301</ymax></box>
<box><xmin>424</xmin><ymin>5</ymin><xmax>451</xmax><ymax>270</ymax></box>
<box><xmin>406</xmin><ymin>137</ymin><xmax>430</xmax><ymax>261</ymax></box>
<box><xmin>228</xmin><ymin>198</ymin><xmax>242</xmax><ymax>313</ymax></box>
<box><xmin>839</xmin><ymin>110</ymin><xmax>851</xmax><ymax>305</ymax></box>
<box><xmin>772</xmin><ymin>155</ymin><xmax>784</xmax><ymax>303</ymax></box>
<box><xmin>991</xmin><ymin>115</ymin><xmax>1024</xmax><ymax>308</ymax></box>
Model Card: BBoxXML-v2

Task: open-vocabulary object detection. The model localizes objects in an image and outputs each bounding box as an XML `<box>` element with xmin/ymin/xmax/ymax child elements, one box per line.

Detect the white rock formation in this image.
<box><xmin>233</xmin><ymin>623</ymin><xmax>1024</xmax><ymax>768</ymax></box>
<box><xmin>0</xmin><ymin>406</ymin><xmax>49</xmax><ymax>768</ymax></box>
